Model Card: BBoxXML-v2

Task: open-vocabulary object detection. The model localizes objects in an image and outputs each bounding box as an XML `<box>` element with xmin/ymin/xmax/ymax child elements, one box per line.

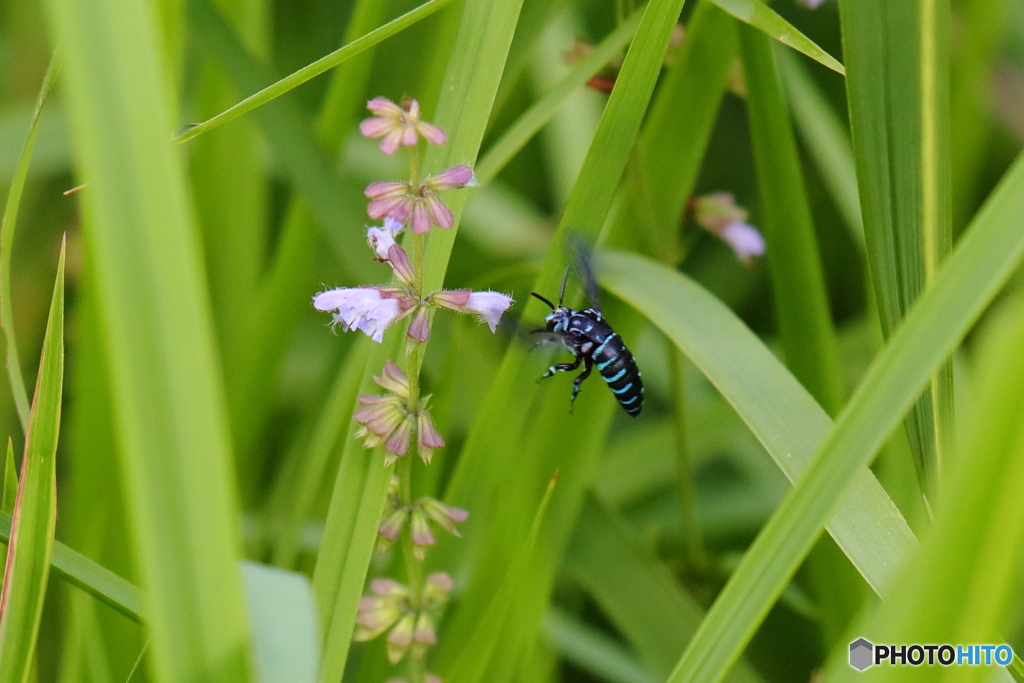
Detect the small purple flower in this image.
<box><xmin>432</xmin><ymin>289</ymin><xmax>514</xmax><ymax>332</ymax></box>
<box><xmin>367</xmin><ymin>217</ymin><xmax>403</xmax><ymax>260</ymax></box>
<box><xmin>313</xmin><ymin>287</ymin><xmax>402</xmax><ymax>342</ymax></box>
<box><xmin>365</xmin><ymin>165</ymin><xmax>477</xmax><ymax>235</ymax></box>
<box><xmin>720</xmin><ymin>220</ymin><xmax>766</xmax><ymax>266</ymax></box>
<box><xmin>359</xmin><ymin>97</ymin><xmax>448</xmax><ymax>155</ymax></box>
<box><xmin>692</xmin><ymin>192</ymin><xmax>766</xmax><ymax>266</ymax></box>
<box><xmin>407</xmin><ymin>307</ymin><xmax>431</xmax><ymax>343</ymax></box>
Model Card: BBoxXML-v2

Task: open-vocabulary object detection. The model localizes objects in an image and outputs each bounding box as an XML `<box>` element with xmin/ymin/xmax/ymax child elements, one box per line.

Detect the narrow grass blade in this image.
<box><xmin>0</xmin><ymin>240</ymin><xmax>64</xmax><ymax>683</ymax></box>
<box><xmin>740</xmin><ymin>26</ymin><xmax>845</xmax><ymax>416</ymax></box>
<box><xmin>46</xmin><ymin>0</ymin><xmax>253</xmax><ymax>677</ymax></box>
<box><xmin>624</xmin><ymin>0</ymin><xmax>737</xmax><ymax>260</ymax></box>
<box><xmin>660</xmin><ymin>144</ymin><xmax>1024</xmax><ymax>683</ymax></box>
<box><xmin>823</xmin><ymin>295</ymin><xmax>1024</xmax><ymax>683</ymax></box>
<box><xmin>175</xmin><ymin>0</ymin><xmax>456</xmax><ymax>143</ymax></box>
<box><xmin>543</xmin><ymin>607</ymin><xmax>660</xmax><ymax>683</ymax></box>
<box><xmin>242</xmin><ymin>562</ymin><xmax>319</xmax><ymax>683</ymax></box>
<box><xmin>780</xmin><ymin>51</ymin><xmax>864</xmax><ymax>249</ymax></box>
<box><xmin>710</xmin><ymin>0</ymin><xmax>844</xmax><ymax>74</ymax></box>
<box><xmin>839</xmin><ymin>0</ymin><xmax>953</xmax><ymax>491</ymax></box>
<box><xmin>2</xmin><ymin>443</ymin><xmax>14</xmax><ymax>514</ymax></box>
<box><xmin>0</xmin><ymin>511</ymin><xmax>144</xmax><ymax>623</ymax></box>
<box><xmin>445</xmin><ymin>473</ymin><xmax>558</xmax><ymax>683</ymax></box>
<box><xmin>475</xmin><ymin>7</ymin><xmax>643</xmax><ymax>186</ymax></box>
<box><xmin>0</xmin><ymin>53</ymin><xmax>59</xmax><ymax>432</ymax></box>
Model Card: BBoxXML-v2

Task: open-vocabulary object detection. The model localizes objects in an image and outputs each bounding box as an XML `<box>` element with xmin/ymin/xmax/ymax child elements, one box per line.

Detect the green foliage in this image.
<box><xmin>3</xmin><ymin>0</ymin><xmax>1024</xmax><ymax>680</ymax></box>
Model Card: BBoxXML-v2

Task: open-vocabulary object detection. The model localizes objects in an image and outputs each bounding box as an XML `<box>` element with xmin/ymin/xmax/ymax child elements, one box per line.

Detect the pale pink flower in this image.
<box><xmin>313</xmin><ymin>287</ymin><xmax>402</xmax><ymax>342</ymax></box>
<box><xmin>431</xmin><ymin>289</ymin><xmax>514</xmax><ymax>332</ymax></box>
<box><xmin>419</xmin><ymin>497</ymin><xmax>467</xmax><ymax>536</ymax></box>
<box><xmin>416</xmin><ymin>411</ymin><xmax>445</xmax><ymax>464</ymax></box>
<box><xmin>359</xmin><ymin>97</ymin><xmax>448</xmax><ymax>155</ymax></box>
<box><xmin>365</xmin><ymin>165</ymin><xmax>477</xmax><ymax>235</ymax></box>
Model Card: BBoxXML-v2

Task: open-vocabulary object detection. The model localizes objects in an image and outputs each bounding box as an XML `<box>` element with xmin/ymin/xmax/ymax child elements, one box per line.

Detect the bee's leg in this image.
<box><xmin>540</xmin><ymin>355</ymin><xmax>581</xmax><ymax>381</ymax></box>
<box><xmin>569</xmin><ymin>357</ymin><xmax>594</xmax><ymax>414</ymax></box>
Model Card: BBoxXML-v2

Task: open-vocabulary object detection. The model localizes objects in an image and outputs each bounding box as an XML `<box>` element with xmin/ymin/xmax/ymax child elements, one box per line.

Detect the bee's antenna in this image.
<box><xmin>530</xmin><ymin>292</ymin><xmax>555</xmax><ymax>309</ymax></box>
<box><xmin>558</xmin><ymin>267</ymin><xmax>570</xmax><ymax>306</ymax></box>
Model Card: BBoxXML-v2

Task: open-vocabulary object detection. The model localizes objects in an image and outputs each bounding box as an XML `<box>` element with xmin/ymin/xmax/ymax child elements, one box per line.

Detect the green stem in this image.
<box><xmin>400</xmin><ymin>145</ymin><xmax>427</xmax><ymax>682</ymax></box>
<box><xmin>667</xmin><ymin>342</ymin><xmax>708</xmax><ymax>574</ymax></box>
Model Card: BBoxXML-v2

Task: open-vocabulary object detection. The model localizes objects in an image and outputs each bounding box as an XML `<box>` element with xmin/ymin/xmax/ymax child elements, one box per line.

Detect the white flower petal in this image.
<box><xmin>465</xmin><ymin>291</ymin><xmax>514</xmax><ymax>332</ymax></box>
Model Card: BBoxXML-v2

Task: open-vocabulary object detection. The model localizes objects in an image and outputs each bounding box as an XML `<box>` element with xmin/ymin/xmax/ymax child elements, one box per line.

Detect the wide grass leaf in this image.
<box><xmin>0</xmin><ymin>240</ymin><xmax>64</xmax><ymax>683</ymax></box>
<box><xmin>46</xmin><ymin>0</ymin><xmax>253</xmax><ymax>678</ymax></box>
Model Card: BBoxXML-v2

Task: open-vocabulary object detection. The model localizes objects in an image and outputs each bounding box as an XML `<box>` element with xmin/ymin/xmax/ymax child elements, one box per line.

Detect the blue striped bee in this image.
<box><xmin>531</xmin><ymin>252</ymin><xmax>643</xmax><ymax>417</ymax></box>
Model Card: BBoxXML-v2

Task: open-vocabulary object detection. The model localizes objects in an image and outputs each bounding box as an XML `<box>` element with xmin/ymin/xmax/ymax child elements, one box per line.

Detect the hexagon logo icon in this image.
<box><xmin>849</xmin><ymin>638</ymin><xmax>874</xmax><ymax>671</ymax></box>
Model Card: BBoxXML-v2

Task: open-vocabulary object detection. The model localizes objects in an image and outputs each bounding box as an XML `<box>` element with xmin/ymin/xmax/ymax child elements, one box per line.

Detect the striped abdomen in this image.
<box><xmin>571</xmin><ymin>312</ymin><xmax>644</xmax><ymax>416</ymax></box>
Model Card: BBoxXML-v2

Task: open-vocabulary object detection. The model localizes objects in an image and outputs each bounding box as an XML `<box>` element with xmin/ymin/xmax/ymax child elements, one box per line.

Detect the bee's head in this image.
<box><xmin>531</xmin><ymin>292</ymin><xmax>571</xmax><ymax>333</ymax></box>
<box><xmin>544</xmin><ymin>307</ymin><xmax>571</xmax><ymax>333</ymax></box>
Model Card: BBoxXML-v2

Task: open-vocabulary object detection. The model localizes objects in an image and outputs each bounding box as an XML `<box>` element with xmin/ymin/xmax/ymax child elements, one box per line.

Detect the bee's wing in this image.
<box><xmin>566</xmin><ymin>233</ymin><xmax>602</xmax><ymax>312</ymax></box>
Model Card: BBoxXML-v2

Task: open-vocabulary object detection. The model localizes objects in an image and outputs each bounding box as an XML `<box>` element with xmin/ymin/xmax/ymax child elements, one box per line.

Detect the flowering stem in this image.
<box><xmin>402</xmin><ymin>143</ymin><xmax>427</xmax><ymax>683</ymax></box>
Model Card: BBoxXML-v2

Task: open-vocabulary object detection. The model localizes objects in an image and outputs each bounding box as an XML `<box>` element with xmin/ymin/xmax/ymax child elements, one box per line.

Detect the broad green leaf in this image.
<box><xmin>242</xmin><ymin>562</ymin><xmax>320</xmax><ymax>683</ymax></box>
<box><xmin>46</xmin><ymin>0</ymin><xmax>253</xmax><ymax>678</ymax></box>
<box><xmin>660</xmin><ymin>142</ymin><xmax>1024</xmax><ymax>683</ymax></box>
<box><xmin>175</xmin><ymin>0</ymin><xmax>457</xmax><ymax>143</ymax></box>
<box><xmin>710</xmin><ymin>0</ymin><xmax>844</xmax><ymax>74</ymax></box>
<box><xmin>0</xmin><ymin>240</ymin><xmax>64</xmax><ymax>683</ymax></box>
<box><xmin>0</xmin><ymin>54</ymin><xmax>59</xmax><ymax>432</ymax></box>
<box><xmin>825</xmin><ymin>294</ymin><xmax>1024</xmax><ymax>682</ymax></box>
<box><xmin>839</xmin><ymin>0</ymin><xmax>953</xmax><ymax>491</ymax></box>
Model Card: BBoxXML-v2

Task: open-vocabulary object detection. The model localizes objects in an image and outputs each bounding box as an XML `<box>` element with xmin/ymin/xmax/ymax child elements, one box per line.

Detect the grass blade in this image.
<box><xmin>175</xmin><ymin>0</ymin><xmax>456</xmax><ymax>143</ymax></box>
<box><xmin>0</xmin><ymin>510</ymin><xmax>144</xmax><ymax>623</ymax></box>
<box><xmin>0</xmin><ymin>240</ymin><xmax>64</xmax><ymax>683</ymax></box>
<box><xmin>543</xmin><ymin>608</ymin><xmax>660</xmax><ymax>683</ymax></box>
<box><xmin>660</xmin><ymin>142</ymin><xmax>1024</xmax><ymax>683</ymax></box>
<box><xmin>780</xmin><ymin>51</ymin><xmax>864</xmax><ymax>249</ymax></box>
<box><xmin>839</xmin><ymin>0</ymin><xmax>953</xmax><ymax>491</ymax></box>
<box><xmin>710</xmin><ymin>0</ymin><xmax>844</xmax><ymax>74</ymax></box>
<box><xmin>475</xmin><ymin>7</ymin><xmax>643</xmax><ymax>186</ymax></box>
<box><xmin>46</xmin><ymin>0</ymin><xmax>253</xmax><ymax>677</ymax></box>
<box><xmin>2</xmin><ymin>443</ymin><xmax>14</xmax><ymax>514</ymax></box>
<box><xmin>0</xmin><ymin>53</ymin><xmax>59</xmax><ymax>432</ymax></box>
